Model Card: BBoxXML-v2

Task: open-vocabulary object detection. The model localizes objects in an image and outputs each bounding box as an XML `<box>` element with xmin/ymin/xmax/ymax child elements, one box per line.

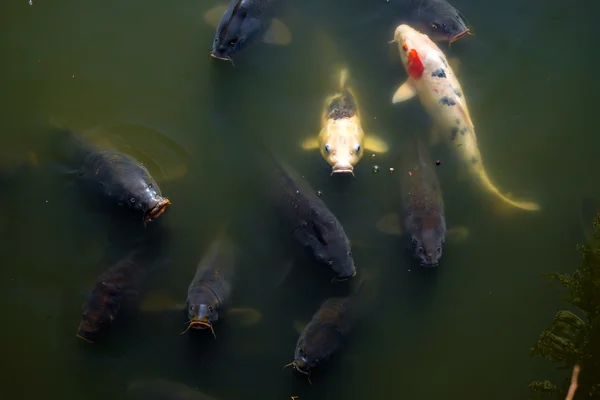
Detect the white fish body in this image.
<box><xmin>391</xmin><ymin>24</ymin><xmax>540</xmax><ymax>212</ymax></box>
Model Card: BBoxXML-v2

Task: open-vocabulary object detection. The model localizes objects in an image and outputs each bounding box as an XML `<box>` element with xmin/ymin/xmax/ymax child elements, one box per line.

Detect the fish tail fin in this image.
<box><xmin>475</xmin><ymin>167</ymin><xmax>541</xmax><ymax>212</ymax></box>
<box><xmin>339</xmin><ymin>67</ymin><xmax>350</xmax><ymax>90</ymax></box>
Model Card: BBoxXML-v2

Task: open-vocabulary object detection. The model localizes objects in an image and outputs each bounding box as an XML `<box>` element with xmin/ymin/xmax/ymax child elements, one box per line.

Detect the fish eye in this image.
<box><xmin>354</xmin><ymin>144</ymin><xmax>361</xmax><ymax>152</ymax></box>
<box><xmin>328</xmin><ymin>260</ymin><xmax>334</xmax><ymax>266</ymax></box>
<box><xmin>229</xmin><ymin>39</ymin><xmax>237</xmax><ymax>47</ymax></box>
<box><xmin>324</xmin><ymin>144</ymin><xmax>331</xmax><ymax>153</ymax></box>
<box><xmin>411</xmin><ymin>238</ymin><xmax>418</xmax><ymax>248</ymax></box>
<box><xmin>431</xmin><ymin>23</ymin><xmax>439</xmax><ymax>29</ymax></box>
<box><xmin>442</xmin><ymin>23</ymin><xmax>447</xmax><ymax>28</ymax></box>
<box><xmin>418</xmin><ymin>246</ymin><xmax>424</xmax><ymax>254</ymax></box>
<box><xmin>130</xmin><ymin>198</ymin><xmax>136</xmax><ymax>203</ymax></box>
<box><xmin>347</xmin><ymin>251</ymin><xmax>352</xmax><ymax>257</ymax></box>
<box><xmin>437</xmin><ymin>247</ymin><xmax>442</xmax><ymax>254</ymax></box>
<box><xmin>148</xmin><ymin>183</ymin><xmax>153</xmax><ymax>189</ymax></box>
<box><xmin>208</xmin><ymin>306</ymin><xmax>213</xmax><ymax>312</ymax></box>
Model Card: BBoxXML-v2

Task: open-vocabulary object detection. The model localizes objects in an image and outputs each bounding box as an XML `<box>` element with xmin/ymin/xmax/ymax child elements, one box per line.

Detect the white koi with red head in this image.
<box><xmin>391</xmin><ymin>24</ymin><xmax>540</xmax><ymax>212</ymax></box>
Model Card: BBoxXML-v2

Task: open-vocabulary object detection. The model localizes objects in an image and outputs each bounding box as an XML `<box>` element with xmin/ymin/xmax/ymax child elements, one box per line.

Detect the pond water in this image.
<box><xmin>1</xmin><ymin>0</ymin><xmax>598</xmax><ymax>399</ymax></box>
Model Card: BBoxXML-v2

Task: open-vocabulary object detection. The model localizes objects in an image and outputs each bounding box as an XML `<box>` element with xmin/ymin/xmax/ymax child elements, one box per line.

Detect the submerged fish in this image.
<box><xmin>391</xmin><ymin>24</ymin><xmax>540</xmax><ymax>212</ymax></box>
<box><xmin>64</xmin><ymin>132</ymin><xmax>171</xmax><ymax>224</ymax></box>
<box><xmin>204</xmin><ymin>0</ymin><xmax>292</xmax><ymax>63</ymax></box>
<box><xmin>181</xmin><ymin>230</ymin><xmax>261</xmax><ymax>337</ymax></box>
<box><xmin>403</xmin><ymin>0</ymin><xmax>471</xmax><ymax>43</ymax></box>
<box><xmin>128</xmin><ymin>379</ymin><xmax>218</xmax><ymax>400</ymax></box>
<box><xmin>285</xmin><ymin>281</ymin><xmax>365</xmax><ymax>382</ymax></box>
<box><xmin>301</xmin><ymin>68</ymin><xmax>388</xmax><ymax>175</ymax></box>
<box><xmin>262</xmin><ymin>150</ymin><xmax>356</xmax><ymax>281</ymax></box>
<box><xmin>77</xmin><ymin>250</ymin><xmax>149</xmax><ymax>343</ymax></box>
<box><xmin>376</xmin><ymin>138</ymin><xmax>468</xmax><ymax>266</ymax></box>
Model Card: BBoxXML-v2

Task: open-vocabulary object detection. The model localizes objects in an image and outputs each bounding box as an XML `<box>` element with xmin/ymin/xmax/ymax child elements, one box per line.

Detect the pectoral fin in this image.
<box><xmin>392</xmin><ymin>80</ymin><xmax>417</xmax><ymax>103</ymax></box>
<box><xmin>293</xmin><ymin>320</ymin><xmax>308</xmax><ymax>334</ymax></box>
<box><xmin>301</xmin><ymin>137</ymin><xmax>319</xmax><ymax>150</ymax></box>
<box><xmin>364</xmin><ymin>135</ymin><xmax>389</xmax><ymax>153</ymax></box>
<box><xmin>446</xmin><ymin>226</ymin><xmax>469</xmax><ymax>243</ymax></box>
<box><xmin>376</xmin><ymin>213</ymin><xmax>402</xmax><ymax>235</ymax></box>
<box><xmin>203</xmin><ymin>4</ymin><xmax>228</xmax><ymax>28</ymax></box>
<box><xmin>263</xmin><ymin>19</ymin><xmax>292</xmax><ymax>45</ymax></box>
<box><xmin>227</xmin><ymin>308</ymin><xmax>262</xmax><ymax>326</ymax></box>
<box><xmin>139</xmin><ymin>291</ymin><xmax>184</xmax><ymax>312</ymax></box>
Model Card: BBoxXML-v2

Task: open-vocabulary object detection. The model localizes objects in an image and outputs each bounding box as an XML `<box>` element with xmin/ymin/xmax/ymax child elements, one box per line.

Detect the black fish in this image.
<box><xmin>181</xmin><ymin>231</ymin><xmax>235</xmax><ymax>338</ymax></box>
<box><xmin>376</xmin><ymin>138</ymin><xmax>468</xmax><ymax>267</ymax></box>
<box><xmin>63</xmin><ymin>133</ymin><xmax>171</xmax><ymax>224</ymax></box>
<box><xmin>261</xmin><ymin>149</ymin><xmax>356</xmax><ymax>282</ymax></box>
<box><xmin>77</xmin><ymin>250</ymin><xmax>149</xmax><ymax>343</ymax></box>
<box><xmin>204</xmin><ymin>0</ymin><xmax>292</xmax><ymax>63</ymax></box>
<box><xmin>398</xmin><ymin>139</ymin><xmax>447</xmax><ymax>267</ymax></box>
<box><xmin>285</xmin><ymin>281</ymin><xmax>365</xmax><ymax>382</ymax></box>
<box><xmin>354</xmin><ymin>0</ymin><xmax>470</xmax><ymax>43</ymax></box>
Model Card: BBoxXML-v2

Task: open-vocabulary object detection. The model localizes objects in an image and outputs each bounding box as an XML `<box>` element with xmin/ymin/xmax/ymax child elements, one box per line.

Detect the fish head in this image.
<box><xmin>410</xmin><ymin>2</ymin><xmax>470</xmax><ymax>43</ymax></box>
<box><xmin>76</xmin><ymin>298</ymin><xmax>114</xmax><ymax>343</ymax></box>
<box><xmin>186</xmin><ymin>302</ymin><xmax>219</xmax><ymax>331</ymax></box>
<box><xmin>410</xmin><ymin>222</ymin><xmax>445</xmax><ymax>267</ymax></box>
<box><xmin>320</xmin><ymin>123</ymin><xmax>363</xmax><ymax>175</ymax></box>
<box><xmin>286</xmin><ymin>348</ymin><xmax>318</xmax><ymax>377</ymax></box>
<box><xmin>210</xmin><ymin>2</ymin><xmax>258</xmax><ymax>61</ymax></box>
<box><xmin>125</xmin><ymin>177</ymin><xmax>170</xmax><ymax>223</ymax></box>
<box><xmin>306</xmin><ymin>219</ymin><xmax>356</xmax><ymax>281</ymax></box>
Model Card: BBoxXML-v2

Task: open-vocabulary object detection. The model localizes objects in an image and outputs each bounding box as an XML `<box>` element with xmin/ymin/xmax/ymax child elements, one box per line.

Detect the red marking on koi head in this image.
<box><xmin>407</xmin><ymin>49</ymin><xmax>424</xmax><ymax>79</ymax></box>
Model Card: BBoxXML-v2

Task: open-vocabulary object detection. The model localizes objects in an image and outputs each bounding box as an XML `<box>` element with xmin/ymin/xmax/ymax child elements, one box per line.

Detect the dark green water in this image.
<box><xmin>1</xmin><ymin>0</ymin><xmax>599</xmax><ymax>399</ymax></box>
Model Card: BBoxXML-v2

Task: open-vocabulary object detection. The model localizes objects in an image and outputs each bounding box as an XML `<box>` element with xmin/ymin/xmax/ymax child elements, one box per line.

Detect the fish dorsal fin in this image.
<box><xmin>263</xmin><ymin>18</ymin><xmax>292</xmax><ymax>45</ymax></box>
<box><xmin>392</xmin><ymin>80</ymin><xmax>417</xmax><ymax>103</ymax></box>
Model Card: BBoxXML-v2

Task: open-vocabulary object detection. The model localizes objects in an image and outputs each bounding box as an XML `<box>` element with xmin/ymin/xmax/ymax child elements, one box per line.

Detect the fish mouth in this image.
<box><xmin>209</xmin><ymin>52</ymin><xmax>235</xmax><ymax>66</ymax></box>
<box><xmin>180</xmin><ymin>319</ymin><xmax>216</xmax><ymax>338</ymax></box>
<box><xmin>283</xmin><ymin>360</ymin><xmax>312</xmax><ymax>384</ymax></box>
<box><xmin>449</xmin><ymin>28</ymin><xmax>470</xmax><ymax>43</ymax></box>
<box><xmin>331</xmin><ymin>165</ymin><xmax>355</xmax><ymax>176</ymax></box>
<box><xmin>144</xmin><ymin>198</ymin><xmax>171</xmax><ymax>223</ymax></box>
<box><xmin>76</xmin><ymin>332</ymin><xmax>95</xmax><ymax>344</ymax></box>
<box><xmin>331</xmin><ymin>269</ymin><xmax>357</xmax><ymax>283</ymax></box>
<box><xmin>420</xmin><ymin>261</ymin><xmax>440</xmax><ymax>268</ymax></box>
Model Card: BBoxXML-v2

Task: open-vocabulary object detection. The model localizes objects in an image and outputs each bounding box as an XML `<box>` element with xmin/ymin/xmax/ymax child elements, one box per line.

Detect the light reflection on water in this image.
<box><xmin>0</xmin><ymin>0</ymin><xmax>598</xmax><ymax>399</ymax></box>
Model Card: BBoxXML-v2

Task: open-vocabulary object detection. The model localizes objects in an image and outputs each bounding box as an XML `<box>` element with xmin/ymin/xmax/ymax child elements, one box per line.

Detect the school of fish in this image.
<box><xmin>19</xmin><ymin>0</ymin><xmax>549</xmax><ymax>398</ymax></box>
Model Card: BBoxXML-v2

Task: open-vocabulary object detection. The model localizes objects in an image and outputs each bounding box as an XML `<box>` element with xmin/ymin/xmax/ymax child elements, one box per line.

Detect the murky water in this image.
<box><xmin>1</xmin><ymin>0</ymin><xmax>599</xmax><ymax>399</ymax></box>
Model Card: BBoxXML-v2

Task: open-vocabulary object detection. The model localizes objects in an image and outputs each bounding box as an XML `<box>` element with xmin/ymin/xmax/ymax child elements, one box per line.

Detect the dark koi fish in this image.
<box><xmin>285</xmin><ymin>281</ymin><xmax>365</xmax><ymax>382</ymax></box>
<box><xmin>77</xmin><ymin>250</ymin><xmax>149</xmax><ymax>343</ymax></box>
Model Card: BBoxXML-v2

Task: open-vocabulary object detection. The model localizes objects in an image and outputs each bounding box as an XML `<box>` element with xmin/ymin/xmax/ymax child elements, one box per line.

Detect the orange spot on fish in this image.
<box><xmin>402</xmin><ymin>43</ymin><xmax>408</xmax><ymax>52</ymax></box>
<box><xmin>407</xmin><ymin>49</ymin><xmax>424</xmax><ymax>79</ymax></box>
